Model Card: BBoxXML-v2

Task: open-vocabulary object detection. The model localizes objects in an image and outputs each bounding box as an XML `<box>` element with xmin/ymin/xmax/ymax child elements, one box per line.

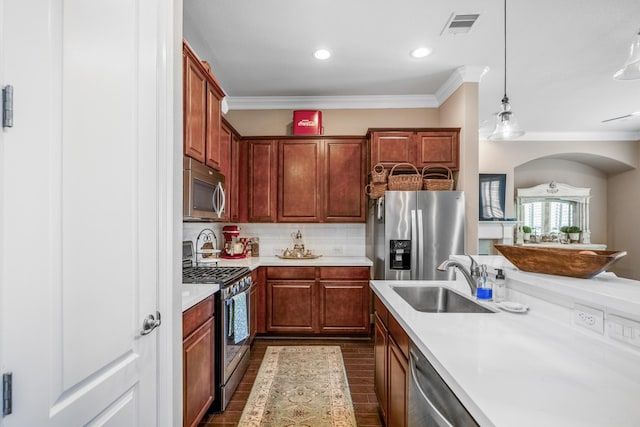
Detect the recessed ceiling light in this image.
<box><xmin>410</xmin><ymin>47</ymin><xmax>432</xmax><ymax>59</ymax></box>
<box><xmin>313</xmin><ymin>49</ymin><xmax>332</xmax><ymax>60</ymax></box>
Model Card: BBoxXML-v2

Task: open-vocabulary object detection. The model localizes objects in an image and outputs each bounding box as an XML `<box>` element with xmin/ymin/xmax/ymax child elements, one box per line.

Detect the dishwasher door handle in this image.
<box><xmin>409</xmin><ymin>353</ymin><xmax>454</xmax><ymax>427</ymax></box>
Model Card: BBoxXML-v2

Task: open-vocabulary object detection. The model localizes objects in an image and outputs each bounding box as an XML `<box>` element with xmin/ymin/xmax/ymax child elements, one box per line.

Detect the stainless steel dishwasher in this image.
<box><xmin>408</xmin><ymin>344</ymin><xmax>479</xmax><ymax>427</ymax></box>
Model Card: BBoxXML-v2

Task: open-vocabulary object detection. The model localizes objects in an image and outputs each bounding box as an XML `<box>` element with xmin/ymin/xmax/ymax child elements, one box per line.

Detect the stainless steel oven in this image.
<box><xmin>182</xmin><ymin>241</ymin><xmax>251</xmax><ymax>412</ymax></box>
<box><xmin>219</xmin><ymin>274</ymin><xmax>252</xmax><ymax>410</ymax></box>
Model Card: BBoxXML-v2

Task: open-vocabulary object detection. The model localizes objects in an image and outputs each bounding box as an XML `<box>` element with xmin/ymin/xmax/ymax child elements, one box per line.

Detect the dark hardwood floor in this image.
<box><xmin>199</xmin><ymin>338</ymin><xmax>383</xmax><ymax>426</ymax></box>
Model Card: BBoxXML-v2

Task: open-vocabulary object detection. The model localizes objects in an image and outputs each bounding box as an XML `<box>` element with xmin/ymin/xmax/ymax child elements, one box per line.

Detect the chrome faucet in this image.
<box><xmin>437</xmin><ymin>255</ymin><xmax>480</xmax><ymax>296</ymax></box>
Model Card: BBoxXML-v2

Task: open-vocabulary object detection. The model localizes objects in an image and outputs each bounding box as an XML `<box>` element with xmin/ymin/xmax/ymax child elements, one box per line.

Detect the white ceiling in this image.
<box><xmin>184</xmin><ymin>0</ymin><xmax>640</xmax><ymax>141</ymax></box>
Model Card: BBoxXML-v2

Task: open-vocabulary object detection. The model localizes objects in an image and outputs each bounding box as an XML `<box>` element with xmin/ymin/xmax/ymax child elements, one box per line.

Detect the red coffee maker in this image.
<box><xmin>221</xmin><ymin>225</ymin><xmax>247</xmax><ymax>259</ymax></box>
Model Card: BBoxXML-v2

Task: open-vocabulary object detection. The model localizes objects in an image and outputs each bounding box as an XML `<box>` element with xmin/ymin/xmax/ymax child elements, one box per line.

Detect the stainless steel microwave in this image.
<box><xmin>183</xmin><ymin>156</ymin><xmax>226</xmax><ymax>221</ymax></box>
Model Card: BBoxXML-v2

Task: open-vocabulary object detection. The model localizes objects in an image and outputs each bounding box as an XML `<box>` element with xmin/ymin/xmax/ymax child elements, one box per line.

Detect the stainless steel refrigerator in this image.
<box><xmin>372</xmin><ymin>191</ymin><xmax>465</xmax><ymax>280</ymax></box>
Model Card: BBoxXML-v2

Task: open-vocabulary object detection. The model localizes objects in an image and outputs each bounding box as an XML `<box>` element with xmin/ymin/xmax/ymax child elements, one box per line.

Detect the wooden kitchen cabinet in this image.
<box><xmin>183</xmin><ymin>295</ymin><xmax>216</xmax><ymax>427</ymax></box>
<box><xmin>318</xmin><ymin>267</ymin><xmax>370</xmax><ymax>334</ymax></box>
<box><xmin>183</xmin><ymin>45</ymin><xmax>207</xmax><ymax>164</ymax></box>
<box><xmin>324</xmin><ymin>138</ymin><xmax>366</xmax><ymax>222</ymax></box>
<box><xmin>265</xmin><ymin>266</ymin><xmax>370</xmax><ymax>335</ymax></box>
<box><xmin>374</xmin><ymin>311</ymin><xmax>389</xmax><ymax>423</ymax></box>
<box><xmin>183</xmin><ymin>41</ymin><xmax>225</xmax><ymax>170</ymax></box>
<box><xmin>219</xmin><ymin>119</ymin><xmax>242</xmax><ymax>222</ymax></box>
<box><xmin>247</xmin><ymin>139</ymin><xmax>278</xmax><ymax>222</ymax></box>
<box><xmin>368</xmin><ymin>129</ymin><xmax>460</xmax><ymax>171</ymax></box>
<box><xmin>278</xmin><ymin>139</ymin><xmax>322</xmax><ymax>222</ymax></box>
<box><xmin>374</xmin><ymin>293</ymin><xmax>409</xmax><ymax>427</ymax></box>
<box><xmin>244</xmin><ymin>136</ymin><xmax>365</xmax><ymax>223</ymax></box>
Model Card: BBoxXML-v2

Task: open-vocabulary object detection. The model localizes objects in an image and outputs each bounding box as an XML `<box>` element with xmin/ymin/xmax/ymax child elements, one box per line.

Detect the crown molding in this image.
<box><xmin>225</xmin><ymin>94</ymin><xmax>439</xmax><ymax>110</ymax></box>
<box><xmin>225</xmin><ymin>66</ymin><xmax>489</xmax><ymax>111</ymax></box>
<box><xmin>435</xmin><ymin>65</ymin><xmax>489</xmax><ymax>104</ymax></box>
<box><xmin>479</xmin><ymin>130</ymin><xmax>640</xmax><ymax>142</ymax></box>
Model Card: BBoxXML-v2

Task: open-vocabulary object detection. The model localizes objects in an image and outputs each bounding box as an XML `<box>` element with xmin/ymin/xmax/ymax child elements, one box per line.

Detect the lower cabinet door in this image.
<box><xmin>319</xmin><ymin>281</ymin><xmax>370</xmax><ymax>334</ymax></box>
<box><xmin>183</xmin><ymin>316</ymin><xmax>215</xmax><ymax>427</ymax></box>
<box><xmin>374</xmin><ymin>314</ymin><xmax>388</xmax><ymax>424</ymax></box>
<box><xmin>388</xmin><ymin>336</ymin><xmax>408</xmax><ymax>427</ymax></box>
<box><xmin>266</xmin><ymin>280</ymin><xmax>316</xmax><ymax>332</ymax></box>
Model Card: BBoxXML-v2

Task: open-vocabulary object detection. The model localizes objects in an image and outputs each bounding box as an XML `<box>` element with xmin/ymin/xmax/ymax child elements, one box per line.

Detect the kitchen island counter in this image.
<box><xmin>371</xmin><ymin>275</ymin><xmax>640</xmax><ymax>426</ymax></box>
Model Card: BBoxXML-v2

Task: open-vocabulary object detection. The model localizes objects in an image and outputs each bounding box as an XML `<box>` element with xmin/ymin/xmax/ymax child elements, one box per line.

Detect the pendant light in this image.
<box><xmin>613</xmin><ymin>28</ymin><xmax>640</xmax><ymax>80</ymax></box>
<box><xmin>488</xmin><ymin>0</ymin><xmax>525</xmax><ymax>140</ymax></box>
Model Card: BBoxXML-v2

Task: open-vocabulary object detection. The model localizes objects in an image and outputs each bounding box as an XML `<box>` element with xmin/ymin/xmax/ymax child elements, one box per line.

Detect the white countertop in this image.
<box><xmin>370</xmin><ymin>278</ymin><xmax>640</xmax><ymax>427</ymax></box>
<box><xmin>181</xmin><ymin>283</ymin><xmax>220</xmax><ymax>312</ymax></box>
<box><xmin>195</xmin><ymin>255</ymin><xmax>373</xmax><ymax>269</ymax></box>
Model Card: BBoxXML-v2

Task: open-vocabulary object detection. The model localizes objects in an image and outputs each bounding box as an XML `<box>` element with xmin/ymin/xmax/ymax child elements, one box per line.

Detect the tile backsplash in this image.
<box><xmin>183</xmin><ymin>222</ymin><xmax>366</xmax><ymax>257</ymax></box>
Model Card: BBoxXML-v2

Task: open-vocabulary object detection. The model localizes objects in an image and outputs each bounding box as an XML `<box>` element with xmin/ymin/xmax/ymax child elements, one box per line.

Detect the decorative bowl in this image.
<box><xmin>494</xmin><ymin>245</ymin><xmax>627</xmax><ymax>279</ymax></box>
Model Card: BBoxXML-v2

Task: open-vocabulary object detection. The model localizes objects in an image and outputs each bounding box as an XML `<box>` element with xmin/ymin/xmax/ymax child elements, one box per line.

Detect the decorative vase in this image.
<box><xmin>569</xmin><ymin>232</ymin><xmax>580</xmax><ymax>242</ymax></box>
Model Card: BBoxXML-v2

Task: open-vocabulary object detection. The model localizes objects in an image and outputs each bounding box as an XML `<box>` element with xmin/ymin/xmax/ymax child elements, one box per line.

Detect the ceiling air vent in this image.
<box><xmin>441</xmin><ymin>13</ymin><xmax>480</xmax><ymax>35</ymax></box>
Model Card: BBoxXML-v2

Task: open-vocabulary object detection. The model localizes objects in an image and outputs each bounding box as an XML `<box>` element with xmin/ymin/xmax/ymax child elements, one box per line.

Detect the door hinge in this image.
<box><xmin>2</xmin><ymin>372</ymin><xmax>12</xmax><ymax>417</ymax></box>
<box><xmin>3</xmin><ymin>85</ymin><xmax>14</xmax><ymax>128</ymax></box>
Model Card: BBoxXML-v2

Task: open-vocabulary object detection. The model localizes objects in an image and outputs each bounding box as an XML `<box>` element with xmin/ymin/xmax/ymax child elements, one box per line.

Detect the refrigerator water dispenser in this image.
<box><xmin>390</xmin><ymin>240</ymin><xmax>411</xmax><ymax>270</ymax></box>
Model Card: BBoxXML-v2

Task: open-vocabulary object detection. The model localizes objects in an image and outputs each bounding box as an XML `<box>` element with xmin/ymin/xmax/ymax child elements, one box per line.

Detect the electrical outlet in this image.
<box><xmin>331</xmin><ymin>246</ymin><xmax>344</xmax><ymax>255</ymax></box>
<box><xmin>573</xmin><ymin>303</ymin><xmax>604</xmax><ymax>334</ymax></box>
<box><xmin>272</xmin><ymin>248</ymin><xmax>284</xmax><ymax>255</ymax></box>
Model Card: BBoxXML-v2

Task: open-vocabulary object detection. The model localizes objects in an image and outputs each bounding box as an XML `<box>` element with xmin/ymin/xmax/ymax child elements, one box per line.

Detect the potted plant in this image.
<box><xmin>522</xmin><ymin>225</ymin><xmax>532</xmax><ymax>242</ymax></box>
<box><xmin>566</xmin><ymin>226</ymin><xmax>581</xmax><ymax>242</ymax></box>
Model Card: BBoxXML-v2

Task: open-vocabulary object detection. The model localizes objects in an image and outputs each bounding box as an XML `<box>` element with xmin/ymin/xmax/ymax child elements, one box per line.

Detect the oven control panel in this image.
<box><xmin>222</xmin><ymin>274</ymin><xmax>252</xmax><ymax>300</ymax></box>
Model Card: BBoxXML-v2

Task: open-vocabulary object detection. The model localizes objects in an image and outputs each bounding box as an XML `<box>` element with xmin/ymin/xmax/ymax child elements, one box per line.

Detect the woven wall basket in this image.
<box><xmin>370</xmin><ymin>163</ymin><xmax>388</xmax><ymax>184</ymax></box>
<box><xmin>388</xmin><ymin>163</ymin><xmax>422</xmax><ymax>191</ymax></box>
<box><xmin>422</xmin><ymin>165</ymin><xmax>454</xmax><ymax>191</ymax></box>
<box><xmin>365</xmin><ymin>182</ymin><xmax>387</xmax><ymax>199</ymax></box>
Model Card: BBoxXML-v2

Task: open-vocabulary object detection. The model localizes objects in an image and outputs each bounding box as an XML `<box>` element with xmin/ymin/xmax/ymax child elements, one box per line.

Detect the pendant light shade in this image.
<box><xmin>613</xmin><ymin>29</ymin><xmax>640</xmax><ymax>81</ymax></box>
<box><xmin>489</xmin><ymin>95</ymin><xmax>525</xmax><ymax>140</ymax></box>
<box><xmin>488</xmin><ymin>0</ymin><xmax>525</xmax><ymax>140</ymax></box>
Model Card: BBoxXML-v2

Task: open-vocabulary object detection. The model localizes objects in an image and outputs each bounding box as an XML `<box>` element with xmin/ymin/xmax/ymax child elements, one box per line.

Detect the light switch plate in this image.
<box><xmin>607</xmin><ymin>314</ymin><xmax>640</xmax><ymax>348</ymax></box>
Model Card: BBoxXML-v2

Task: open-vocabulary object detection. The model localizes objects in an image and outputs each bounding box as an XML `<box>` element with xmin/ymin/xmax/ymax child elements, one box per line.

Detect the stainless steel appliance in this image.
<box><xmin>182</xmin><ymin>241</ymin><xmax>251</xmax><ymax>412</ymax></box>
<box><xmin>183</xmin><ymin>156</ymin><xmax>226</xmax><ymax>220</ymax></box>
<box><xmin>372</xmin><ymin>191</ymin><xmax>465</xmax><ymax>280</ymax></box>
<box><xmin>409</xmin><ymin>344</ymin><xmax>479</xmax><ymax>426</ymax></box>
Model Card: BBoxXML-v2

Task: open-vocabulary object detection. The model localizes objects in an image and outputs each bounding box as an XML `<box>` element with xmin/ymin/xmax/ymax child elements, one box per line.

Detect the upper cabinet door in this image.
<box><xmin>248</xmin><ymin>140</ymin><xmax>278</xmax><ymax>222</ymax></box>
<box><xmin>324</xmin><ymin>138</ymin><xmax>366</xmax><ymax>222</ymax></box>
<box><xmin>183</xmin><ymin>50</ymin><xmax>207</xmax><ymax>163</ymax></box>
<box><xmin>278</xmin><ymin>140</ymin><xmax>322</xmax><ymax>222</ymax></box>
<box><xmin>415</xmin><ymin>130</ymin><xmax>459</xmax><ymax>169</ymax></box>
<box><xmin>205</xmin><ymin>82</ymin><xmax>222</xmax><ymax>169</ymax></box>
<box><xmin>370</xmin><ymin>131</ymin><xmax>414</xmax><ymax>169</ymax></box>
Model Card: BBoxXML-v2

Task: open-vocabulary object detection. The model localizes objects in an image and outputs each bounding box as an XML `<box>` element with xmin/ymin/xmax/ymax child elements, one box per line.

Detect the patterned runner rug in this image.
<box><xmin>238</xmin><ymin>346</ymin><xmax>357</xmax><ymax>426</ymax></box>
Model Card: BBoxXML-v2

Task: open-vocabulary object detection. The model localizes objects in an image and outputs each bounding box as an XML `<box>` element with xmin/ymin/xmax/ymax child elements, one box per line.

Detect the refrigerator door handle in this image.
<box><xmin>411</xmin><ymin>209</ymin><xmax>418</xmax><ymax>280</ymax></box>
<box><xmin>417</xmin><ymin>209</ymin><xmax>424</xmax><ymax>279</ymax></box>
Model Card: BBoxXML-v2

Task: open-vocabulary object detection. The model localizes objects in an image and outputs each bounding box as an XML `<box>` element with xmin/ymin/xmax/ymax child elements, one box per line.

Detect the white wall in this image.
<box><xmin>607</xmin><ymin>146</ymin><xmax>640</xmax><ymax>280</ymax></box>
<box><xmin>183</xmin><ymin>222</ymin><xmax>366</xmax><ymax>258</ymax></box>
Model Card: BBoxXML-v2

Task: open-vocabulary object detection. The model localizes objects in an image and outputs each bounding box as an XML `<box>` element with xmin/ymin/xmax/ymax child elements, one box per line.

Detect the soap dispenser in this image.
<box><xmin>493</xmin><ymin>269</ymin><xmax>506</xmax><ymax>302</ymax></box>
<box><xmin>476</xmin><ymin>264</ymin><xmax>493</xmax><ymax>301</ymax></box>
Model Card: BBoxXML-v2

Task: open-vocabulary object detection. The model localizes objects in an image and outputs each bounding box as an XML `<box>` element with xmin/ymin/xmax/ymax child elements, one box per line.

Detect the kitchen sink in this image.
<box><xmin>392</xmin><ymin>286</ymin><xmax>496</xmax><ymax>313</ymax></box>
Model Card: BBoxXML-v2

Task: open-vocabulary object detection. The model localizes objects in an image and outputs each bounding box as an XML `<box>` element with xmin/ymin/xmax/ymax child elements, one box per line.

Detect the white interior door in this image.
<box><xmin>0</xmin><ymin>0</ymin><xmax>174</xmax><ymax>425</ymax></box>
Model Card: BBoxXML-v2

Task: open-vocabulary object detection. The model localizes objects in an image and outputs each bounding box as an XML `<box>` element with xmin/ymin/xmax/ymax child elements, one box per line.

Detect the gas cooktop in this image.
<box><xmin>182</xmin><ymin>265</ymin><xmax>249</xmax><ymax>285</ymax></box>
<box><xmin>182</xmin><ymin>240</ymin><xmax>249</xmax><ymax>286</ymax></box>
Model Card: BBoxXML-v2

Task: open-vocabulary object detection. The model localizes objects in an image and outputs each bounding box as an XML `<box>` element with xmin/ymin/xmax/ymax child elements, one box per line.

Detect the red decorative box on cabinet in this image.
<box><xmin>293</xmin><ymin>110</ymin><xmax>323</xmax><ymax>135</ymax></box>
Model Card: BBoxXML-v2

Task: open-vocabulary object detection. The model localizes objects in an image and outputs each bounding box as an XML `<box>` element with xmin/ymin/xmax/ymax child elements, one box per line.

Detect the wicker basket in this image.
<box><xmin>388</xmin><ymin>163</ymin><xmax>422</xmax><ymax>191</ymax></box>
<box><xmin>371</xmin><ymin>163</ymin><xmax>388</xmax><ymax>183</ymax></box>
<box><xmin>422</xmin><ymin>165</ymin><xmax>454</xmax><ymax>191</ymax></box>
<box><xmin>365</xmin><ymin>182</ymin><xmax>387</xmax><ymax>199</ymax></box>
